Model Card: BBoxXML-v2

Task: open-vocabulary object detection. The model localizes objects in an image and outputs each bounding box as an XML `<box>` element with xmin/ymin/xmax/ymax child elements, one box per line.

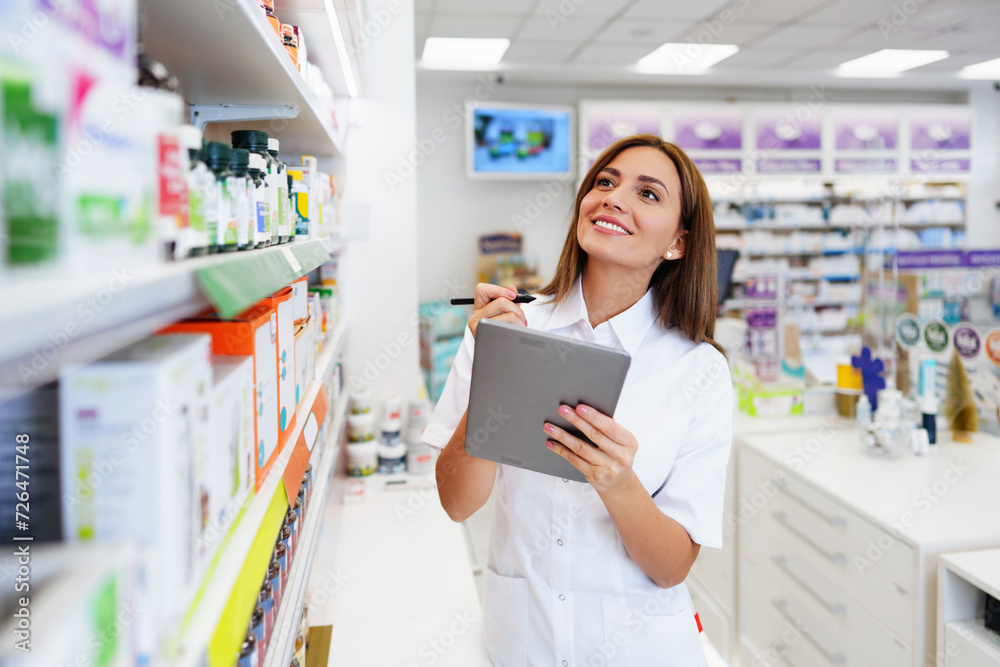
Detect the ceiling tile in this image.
<box><xmin>713</xmin><ymin>48</ymin><xmax>800</xmax><ymax>69</ymax></box>
<box><xmin>592</xmin><ymin>19</ymin><xmax>691</xmax><ymax>44</ymax></box>
<box><xmin>903</xmin><ymin>0</ymin><xmax>1000</xmax><ymax>29</ymax></box>
<box><xmin>533</xmin><ymin>0</ymin><xmax>635</xmax><ymax>19</ymax></box>
<box><xmin>776</xmin><ymin>49</ymin><xmax>876</xmax><ymax>69</ymax></box>
<box><xmin>831</xmin><ymin>24</ymin><xmax>938</xmax><ymax>49</ymax></box>
<box><xmin>572</xmin><ymin>42</ymin><xmax>661</xmax><ymax>65</ymax></box>
<box><xmin>622</xmin><ymin>0</ymin><xmax>734</xmax><ymax>21</ymax></box>
<box><xmin>750</xmin><ymin>24</ymin><xmax>860</xmax><ymax>49</ymax></box>
<box><xmin>517</xmin><ymin>15</ymin><xmax>608</xmax><ymax>41</ymax></box>
<box><xmin>502</xmin><ymin>40</ymin><xmax>581</xmax><ymax>64</ymax></box>
<box><xmin>801</xmin><ymin>0</ymin><xmax>906</xmax><ymax>27</ymax></box>
<box><xmin>735</xmin><ymin>0</ymin><xmax>834</xmax><ymax>23</ymax></box>
<box><xmin>428</xmin><ymin>13</ymin><xmax>523</xmax><ymax>38</ymax></box>
<box><xmin>434</xmin><ymin>0</ymin><xmax>538</xmax><ymax>12</ymax></box>
<box><xmin>673</xmin><ymin>20</ymin><xmax>777</xmax><ymax>45</ymax></box>
<box><xmin>911</xmin><ymin>27</ymin><xmax>989</xmax><ymax>51</ymax></box>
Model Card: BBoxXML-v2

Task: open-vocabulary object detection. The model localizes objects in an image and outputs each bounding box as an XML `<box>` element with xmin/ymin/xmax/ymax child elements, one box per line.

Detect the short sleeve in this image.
<box><xmin>652</xmin><ymin>348</ymin><xmax>733</xmax><ymax>549</ymax></box>
<box><xmin>421</xmin><ymin>326</ymin><xmax>476</xmax><ymax>449</ymax></box>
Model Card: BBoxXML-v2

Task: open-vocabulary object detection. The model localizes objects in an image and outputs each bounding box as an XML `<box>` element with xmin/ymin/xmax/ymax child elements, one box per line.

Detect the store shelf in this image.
<box><xmin>723</xmin><ymin>298</ymin><xmax>860</xmax><ymax>310</ymax></box>
<box><xmin>732</xmin><ymin>274</ymin><xmax>861</xmax><ymax>283</ymax></box>
<box><xmin>0</xmin><ymin>240</ymin><xmax>332</xmax><ymax>395</ymax></box>
<box><xmin>717</xmin><ymin>220</ymin><xmax>965</xmax><ymax>232</ymax></box>
<box><xmin>171</xmin><ymin>321</ymin><xmax>347</xmax><ymax>667</ymax></box>
<box><xmin>139</xmin><ymin>0</ymin><xmax>343</xmax><ymax>156</ymax></box>
<box><xmin>262</xmin><ymin>390</ymin><xmax>349</xmax><ymax>667</ymax></box>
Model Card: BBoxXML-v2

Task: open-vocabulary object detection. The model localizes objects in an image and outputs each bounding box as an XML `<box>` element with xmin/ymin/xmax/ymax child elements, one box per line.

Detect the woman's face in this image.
<box><xmin>576</xmin><ymin>146</ymin><xmax>685</xmax><ymax>274</ymax></box>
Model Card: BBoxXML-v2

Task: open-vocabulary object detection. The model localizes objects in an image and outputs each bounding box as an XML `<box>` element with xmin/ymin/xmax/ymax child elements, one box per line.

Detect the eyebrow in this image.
<box><xmin>601</xmin><ymin>167</ymin><xmax>669</xmax><ymax>194</ymax></box>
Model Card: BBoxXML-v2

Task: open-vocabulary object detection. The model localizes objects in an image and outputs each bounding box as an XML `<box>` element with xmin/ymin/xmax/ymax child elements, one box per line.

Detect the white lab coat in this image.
<box><xmin>423</xmin><ymin>280</ymin><xmax>733</xmax><ymax>667</ymax></box>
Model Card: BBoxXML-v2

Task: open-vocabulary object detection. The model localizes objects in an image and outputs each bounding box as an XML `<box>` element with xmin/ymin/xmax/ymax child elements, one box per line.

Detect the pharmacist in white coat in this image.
<box><xmin>423</xmin><ymin>134</ymin><xmax>733</xmax><ymax>667</ymax></box>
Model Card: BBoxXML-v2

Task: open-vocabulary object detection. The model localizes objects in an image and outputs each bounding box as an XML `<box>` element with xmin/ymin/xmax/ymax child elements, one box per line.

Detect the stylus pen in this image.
<box><xmin>450</xmin><ymin>295</ymin><xmax>537</xmax><ymax>305</ymax></box>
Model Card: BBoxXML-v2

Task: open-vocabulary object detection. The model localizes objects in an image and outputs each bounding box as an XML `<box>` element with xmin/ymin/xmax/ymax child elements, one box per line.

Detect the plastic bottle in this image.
<box><xmin>281</xmin><ymin>24</ymin><xmax>298</xmax><ymax>69</ymax></box>
<box><xmin>178</xmin><ymin>126</ymin><xmax>210</xmax><ymax>257</ymax></box>
<box><xmin>289</xmin><ymin>169</ymin><xmax>310</xmax><ymax>239</ymax></box>
<box><xmin>268</xmin><ymin>138</ymin><xmax>290</xmax><ymax>243</ymax></box>
<box><xmin>248</xmin><ymin>153</ymin><xmax>269</xmax><ymax>248</ymax></box>
<box><xmin>856</xmin><ymin>393</ymin><xmax>872</xmax><ymax>448</ymax></box>
<box><xmin>232</xmin><ymin>131</ymin><xmax>274</xmax><ymax>247</ymax></box>
<box><xmin>229</xmin><ymin>148</ymin><xmax>253</xmax><ymax>250</ymax></box>
<box><xmin>203</xmin><ymin>142</ymin><xmax>238</xmax><ymax>253</ymax></box>
<box><xmin>261</xmin><ymin>0</ymin><xmax>280</xmax><ymax>37</ymax></box>
<box><xmin>287</xmin><ymin>172</ymin><xmax>297</xmax><ymax>241</ymax></box>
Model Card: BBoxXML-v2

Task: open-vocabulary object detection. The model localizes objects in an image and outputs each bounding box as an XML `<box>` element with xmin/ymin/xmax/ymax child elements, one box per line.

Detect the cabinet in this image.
<box><xmin>939</xmin><ymin>549</ymin><xmax>1000</xmax><ymax>667</ymax></box>
<box><xmin>732</xmin><ymin>427</ymin><xmax>1000</xmax><ymax>667</ymax></box>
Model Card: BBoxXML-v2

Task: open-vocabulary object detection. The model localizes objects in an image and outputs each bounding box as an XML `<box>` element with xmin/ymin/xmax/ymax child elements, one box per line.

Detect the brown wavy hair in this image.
<box><xmin>538</xmin><ymin>134</ymin><xmax>723</xmax><ymax>354</ymax></box>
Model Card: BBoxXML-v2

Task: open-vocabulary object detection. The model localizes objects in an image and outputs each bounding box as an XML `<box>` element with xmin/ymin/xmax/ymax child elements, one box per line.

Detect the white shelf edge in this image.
<box><xmin>172</xmin><ymin>320</ymin><xmax>347</xmax><ymax>666</ymax></box>
<box><xmin>262</xmin><ymin>391</ymin><xmax>349</xmax><ymax>667</ymax></box>
<box><xmin>946</xmin><ymin>619</ymin><xmax>1000</xmax><ymax>660</ymax></box>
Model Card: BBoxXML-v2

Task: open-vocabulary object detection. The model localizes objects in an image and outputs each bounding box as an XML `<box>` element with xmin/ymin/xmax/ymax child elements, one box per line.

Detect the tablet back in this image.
<box><xmin>466</xmin><ymin>318</ymin><xmax>631</xmax><ymax>482</ymax></box>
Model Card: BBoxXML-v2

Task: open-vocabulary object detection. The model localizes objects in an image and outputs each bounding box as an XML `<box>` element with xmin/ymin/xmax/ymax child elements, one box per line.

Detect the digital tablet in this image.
<box><xmin>465</xmin><ymin>318</ymin><xmax>632</xmax><ymax>482</ymax></box>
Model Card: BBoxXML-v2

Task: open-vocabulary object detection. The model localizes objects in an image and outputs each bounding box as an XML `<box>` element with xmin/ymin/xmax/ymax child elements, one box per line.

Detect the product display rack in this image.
<box><xmin>139</xmin><ymin>0</ymin><xmax>343</xmax><ymax>156</ymax></box>
<box><xmin>172</xmin><ymin>320</ymin><xmax>347</xmax><ymax>667</ymax></box>
<box><xmin>262</xmin><ymin>389</ymin><xmax>349</xmax><ymax>667</ymax></box>
<box><xmin>1</xmin><ymin>239</ymin><xmax>332</xmax><ymax>394</ymax></box>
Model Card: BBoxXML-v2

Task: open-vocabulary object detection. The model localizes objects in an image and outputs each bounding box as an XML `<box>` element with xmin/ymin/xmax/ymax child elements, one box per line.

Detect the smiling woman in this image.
<box><xmin>424</xmin><ymin>133</ymin><xmax>733</xmax><ymax>667</ymax></box>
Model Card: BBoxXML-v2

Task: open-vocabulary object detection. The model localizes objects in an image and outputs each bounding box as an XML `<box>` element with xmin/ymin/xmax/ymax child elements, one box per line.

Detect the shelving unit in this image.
<box><xmin>263</xmin><ymin>390</ymin><xmax>349</xmax><ymax>667</ymax></box>
<box><xmin>938</xmin><ymin>549</ymin><xmax>1000</xmax><ymax>667</ymax></box>
<box><xmin>172</xmin><ymin>321</ymin><xmax>347</xmax><ymax>667</ymax></box>
<box><xmin>140</xmin><ymin>0</ymin><xmax>344</xmax><ymax>156</ymax></box>
<box><xmin>1</xmin><ymin>240</ymin><xmax>332</xmax><ymax>394</ymax></box>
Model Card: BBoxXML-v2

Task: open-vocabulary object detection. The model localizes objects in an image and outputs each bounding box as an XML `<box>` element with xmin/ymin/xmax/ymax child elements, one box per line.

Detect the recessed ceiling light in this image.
<box><xmin>637</xmin><ymin>43</ymin><xmax>739</xmax><ymax>74</ymax></box>
<box><xmin>837</xmin><ymin>49</ymin><xmax>949</xmax><ymax>76</ymax></box>
<box><xmin>421</xmin><ymin>38</ymin><xmax>510</xmax><ymax>66</ymax></box>
<box><xmin>960</xmin><ymin>56</ymin><xmax>1000</xmax><ymax>79</ymax></box>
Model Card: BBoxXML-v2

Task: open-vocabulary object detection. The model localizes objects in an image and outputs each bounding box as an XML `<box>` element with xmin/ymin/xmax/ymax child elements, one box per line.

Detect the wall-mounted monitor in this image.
<box><xmin>466</xmin><ymin>102</ymin><xmax>575</xmax><ymax>180</ymax></box>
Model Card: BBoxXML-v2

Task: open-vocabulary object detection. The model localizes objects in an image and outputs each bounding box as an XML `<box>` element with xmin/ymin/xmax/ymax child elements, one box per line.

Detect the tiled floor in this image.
<box><xmin>460</xmin><ymin>493</ymin><xmax>731</xmax><ymax>667</ymax></box>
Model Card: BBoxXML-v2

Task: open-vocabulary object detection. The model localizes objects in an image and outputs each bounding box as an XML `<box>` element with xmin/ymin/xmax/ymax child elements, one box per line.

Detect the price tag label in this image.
<box><xmin>281</xmin><ymin>247</ymin><xmax>302</xmax><ymax>273</ymax></box>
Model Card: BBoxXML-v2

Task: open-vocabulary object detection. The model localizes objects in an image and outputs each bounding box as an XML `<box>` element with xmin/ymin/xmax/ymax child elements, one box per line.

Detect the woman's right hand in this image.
<box><xmin>468</xmin><ymin>283</ymin><xmax>528</xmax><ymax>338</ymax></box>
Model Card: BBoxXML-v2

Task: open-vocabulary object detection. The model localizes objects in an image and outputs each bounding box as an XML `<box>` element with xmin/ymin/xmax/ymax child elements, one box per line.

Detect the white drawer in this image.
<box><xmin>740</xmin><ymin>448</ymin><xmax>917</xmax><ymax>643</ymax></box>
<box><xmin>690</xmin><ymin>539</ymin><xmax>735</xmax><ymax>615</ymax></box>
<box><xmin>740</xmin><ymin>556</ymin><xmax>868</xmax><ymax>667</ymax></box>
<box><xmin>944</xmin><ymin>621</ymin><xmax>1000</xmax><ymax>667</ymax></box>
<box><xmin>688</xmin><ymin>577</ymin><xmax>734</xmax><ymax>663</ymax></box>
<box><xmin>742</xmin><ymin>521</ymin><xmax>914</xmax><ymax>667</ymax></box>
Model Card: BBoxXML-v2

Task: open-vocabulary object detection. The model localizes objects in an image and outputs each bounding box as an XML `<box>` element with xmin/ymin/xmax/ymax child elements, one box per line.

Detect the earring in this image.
<box><xmin>667</xmin><ymin>251</ymin><xmax>673</xmax><ymax>259</ymax></box>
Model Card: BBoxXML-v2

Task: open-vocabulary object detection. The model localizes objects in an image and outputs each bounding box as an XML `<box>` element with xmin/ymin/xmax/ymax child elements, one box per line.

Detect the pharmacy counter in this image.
<box><xmin>307</xmin><ymin>469</ymin><xmax>491</xmax><ymax>667</ymax></box>
<box><xmin>737</xmin><ymin>428</ymin><xmax>1000</xmax><ymax>667</ymax></box>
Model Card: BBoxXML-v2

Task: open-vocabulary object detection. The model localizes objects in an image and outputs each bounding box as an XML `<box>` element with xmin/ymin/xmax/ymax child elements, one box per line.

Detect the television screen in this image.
<box><xmin>467</xmin><ymin>103</ymin><xmax>574</xmax><ymax>179</ymax></box>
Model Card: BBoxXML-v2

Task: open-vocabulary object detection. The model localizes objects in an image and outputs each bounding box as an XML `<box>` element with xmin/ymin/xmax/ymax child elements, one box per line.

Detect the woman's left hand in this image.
<box><xmin>543</xmin><ymin>404</ymin><xmax>638</xmax><ymax>494</ymax></box>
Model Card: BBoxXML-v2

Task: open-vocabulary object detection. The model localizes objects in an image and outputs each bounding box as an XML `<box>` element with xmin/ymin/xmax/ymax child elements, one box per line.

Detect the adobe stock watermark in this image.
<box><xmin>17</xmin><ymin>269</ymin><xmax>135</xmax><ymax>384</ymax></box>
<box><xmin>344</xmin><ymin>0</ymin><xmax>404</xmax><ymax>56</ymax></box>
<box><xmin>853</xmin><ymin>458</ymin><xmax>968</xmax><ymax>575</ymax></box>
<box><xmin>306</xmin><ymin>566</ymin><xmax>351</xmax><ymax>614</ymax></box>
<box><xmin>5</xmin><ymin>0</ymin><xmax>71</xmax><ymax>54</ymax></box>
<box><xmin>405</xmin><ymin>610</ymin><xmax>480</xmax><ymax>666</ymax></box>
<box><xmin>545</xmin><ymin>0</ymin><xmax>589</xmax><ymax>31</ymax></box>
<box><xmin>384</xmin><ymin>78</ymin><xmax>502</xmax><ymax>192</ymax></box>
<box><xmin>348</xmin><ymin>279</ymin><xmax>467</xmax><ymax>392</ymax></box>
<box><xmin>877</xmin><ymin>0</ymin><xmax>932</xmax><ymax>39</ymax></box>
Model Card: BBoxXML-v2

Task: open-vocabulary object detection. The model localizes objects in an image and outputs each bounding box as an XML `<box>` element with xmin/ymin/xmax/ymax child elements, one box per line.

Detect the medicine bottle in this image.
<box><xmin>248</xmin><ymin>153</ymin><xmax>269</xmax><ymax>248</ymax></box>
<box><xmin>281</xmin><ymin>24</ymin><xmax>298</xmax><ymax>69</ymax></box>
<box><xmin>233</xmin><ymin>130</ymin><xmax>274</xmax><ymax>247</ymax></box>
<box><xmin>229</xmin><ymin>148</ymin><xmax>253</xmax><ymax>250</ymax></box>
<box><xmin>203</xmin><ymin>142</ymin><xmax>238</xmax><ymax>253</ymax></box>
<box><xmin>268</xmin><ymin>138</ymin><xmax>290</xmax><ymax>243</ymax></box>
<box><xmin>237</xmin><ymin>633</ymin><xmax>257</xmax><ymax>667</ymax></box>
<box><xmin>178</xmin><ymin>126</ymin><xmax>211</xmax><ymax>257</ymax></box>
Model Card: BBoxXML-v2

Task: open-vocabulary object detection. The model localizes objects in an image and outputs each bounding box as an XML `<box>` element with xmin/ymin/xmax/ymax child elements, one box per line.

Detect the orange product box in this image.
<box><xmin>161</xmin><ymin>305</ymin><xmax>280</xmax><ymax>489</ymax></box>
<box><xmin>258</xmin><ymin>287</ymin><xmax>296</xmax><ymax>448</ymax></box>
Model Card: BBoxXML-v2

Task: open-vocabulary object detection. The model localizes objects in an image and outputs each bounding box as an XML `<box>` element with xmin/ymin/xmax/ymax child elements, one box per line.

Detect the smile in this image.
<box><xmin>593</xmin><ymin>219</ymin><xmax>632</xmax><ymax>235</ymax></box>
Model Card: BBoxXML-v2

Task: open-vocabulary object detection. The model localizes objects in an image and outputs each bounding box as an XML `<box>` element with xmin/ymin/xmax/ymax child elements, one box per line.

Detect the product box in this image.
<box><xmin>259</xmin><ymin>287</ymin><xmax>297</xmax><ymax>447</ymax></box>
<box><xmin>290</xmin><ymin>275</ymin><xmax>309</xmax><ymax>323</ymax></box>
<box><xmin>60</xmin><ymin>333</ymin><xmax>212</xmax><ymax>642</ymax></box>
<box><xmin>161</xmin><ymin>305</ymin><xmax>280</xmax><ymax>489</ymax></box>
<box><xmin>205</xmin><ymin>355</ymin><xmax>255</xmax><ymax>559</ymax></box>
<box><xmin>294</xmin><ymin>318</ymin><xmax>315</xmax><ymax>410</ymax></box>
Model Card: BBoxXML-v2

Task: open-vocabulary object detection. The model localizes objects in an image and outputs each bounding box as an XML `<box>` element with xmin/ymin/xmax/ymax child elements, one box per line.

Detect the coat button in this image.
<box><xmin>557</xmin><ymin>539</ymin><xmax>564</xmax><ymax>546</ymax></box>
<box><xmin>559</xmin><ymin>593</ymin><xmax>566</xmax><ymax>601</ymax></box>
<box><xmin>562</xmin><ymin>478</ymin><xmax>569</xmax><ymax>483</ymax></box>
<box><xmin>563</xmin><ymin>661</ymin><xmax>569</xmax><ymax>666</ymax></box>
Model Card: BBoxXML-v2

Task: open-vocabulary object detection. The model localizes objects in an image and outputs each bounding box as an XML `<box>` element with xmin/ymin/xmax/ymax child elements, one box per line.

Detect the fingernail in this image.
<box><xmin>558</xmin><ymin>406</ymin><xmax>571</xmax><ymax>416</ymax></box>
<box><xmin>576</xmin><ymin>405</ymin><xmax>589</xmax><ymax>415</ymax></box>
<box><xmin>507</xmin><ymin>289</ymin><xmax>517</xmax><ymax>298</ymax></box>
<box><xmin>543</xmin><ymin>423</ymin><xmax>554</xmax><ymax>434</ymax></box>
<box><xmin>546</xmin><ymin>441</ymin><xmax>556</xmax><ymax>449</ymax></box>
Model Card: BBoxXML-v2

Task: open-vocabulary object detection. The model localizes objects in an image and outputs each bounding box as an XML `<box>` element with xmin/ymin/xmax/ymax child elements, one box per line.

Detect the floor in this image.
<box><xmin>460</xmin><ymin>492</ymin><xmax>731</xmax><ymax>667</ymax></box>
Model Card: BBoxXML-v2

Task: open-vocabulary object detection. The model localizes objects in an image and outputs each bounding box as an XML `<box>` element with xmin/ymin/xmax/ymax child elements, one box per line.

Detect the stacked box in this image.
<box><xmin>60</xmin><ymin>333</ymin><xmax>212</xmax><ymax>646</ymax></box>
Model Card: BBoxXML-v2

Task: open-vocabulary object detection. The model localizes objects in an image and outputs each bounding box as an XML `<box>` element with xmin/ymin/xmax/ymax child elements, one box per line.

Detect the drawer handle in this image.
<box><xmin>776</xmin><ymin>478</ymin><xmax>847</xmax><ymax>526</ymax></box>
<box><xmin>772</xmin><ymin>511</ymin><xmax>847</xmax><ymax>564</ymax></box>
<box><xmin>772</xmin><ymin>555</ymin><xmax>846</xmax><ymax>615</ymax></box>
<box><xmin>893</xmin><ymin>581</ymin><xmax>910</xmax><ymax>597</ymax></box>
<box><xmin>772</xmin><ymin>598</ymin><xmax>847</xmax><ymax>665</ymax></box>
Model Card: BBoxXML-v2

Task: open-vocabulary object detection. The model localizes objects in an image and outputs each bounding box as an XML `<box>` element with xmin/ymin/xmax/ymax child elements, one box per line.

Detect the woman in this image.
<box><xmin>421</xmin><ymin>134</ymin><xmax>732</xmax><ymax>666</ymax></box>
